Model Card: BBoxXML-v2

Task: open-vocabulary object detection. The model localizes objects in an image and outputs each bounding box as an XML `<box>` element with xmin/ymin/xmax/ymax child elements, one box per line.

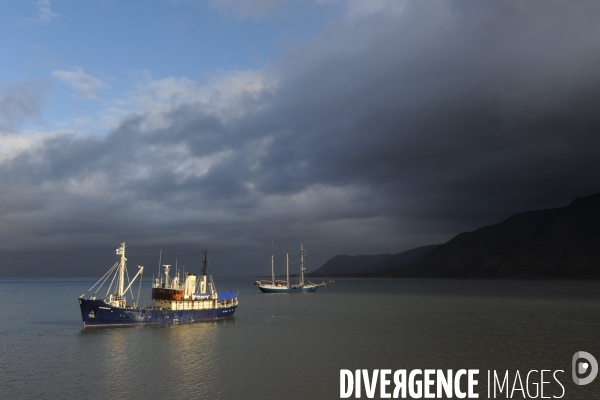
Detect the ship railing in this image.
<box><xmin>255</xmin><ymin>279</ymin><xmax>288</xmax><ymax>287</ymax></box>
<box><xmin>152</xmin><ymin>282</ymin><xmax>184</xmax><ymax>290</ymax></box>
<box><xmin>217</xmin><ymin>298</ymin><xmax>237</xmax><ymax>307</ymax></box>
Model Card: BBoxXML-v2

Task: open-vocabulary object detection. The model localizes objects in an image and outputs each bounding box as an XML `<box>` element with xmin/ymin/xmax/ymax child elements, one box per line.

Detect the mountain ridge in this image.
<box><xmin>310</xmin><ymin>193</ymin><xmax>600</xmax><ymax>279</ymax></box>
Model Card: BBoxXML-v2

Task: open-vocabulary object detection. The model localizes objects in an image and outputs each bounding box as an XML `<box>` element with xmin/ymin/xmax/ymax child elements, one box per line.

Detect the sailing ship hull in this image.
<box><xmin>257</xmin><ymin>285</ymin><xmax>318</xmax><ymax>293</ymax></box>
<box><xmin>79</xmin><ymin>298</ymin><xmax>237</xmax><ymax>327</ymax></box>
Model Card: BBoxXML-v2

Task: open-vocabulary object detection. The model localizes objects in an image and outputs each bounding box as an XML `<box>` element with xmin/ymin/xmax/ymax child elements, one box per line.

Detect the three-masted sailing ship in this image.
<box><xmin>255</xmin><ymin>243</ymin><xmax>328</xmax><ymax>293</ymax></box>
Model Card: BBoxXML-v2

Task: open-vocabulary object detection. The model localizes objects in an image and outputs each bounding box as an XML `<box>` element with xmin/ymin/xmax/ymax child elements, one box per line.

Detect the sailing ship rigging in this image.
<box><xmin>255</xmin><ymin>242</ymin><xmax>330</xmax><ymax>293</ymax></box>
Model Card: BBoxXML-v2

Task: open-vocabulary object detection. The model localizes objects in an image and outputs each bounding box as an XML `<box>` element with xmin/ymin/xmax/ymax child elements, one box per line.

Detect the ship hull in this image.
<box><xmin>257</xmin><ymin>285</ymin><xmax>318</xmax><ymax>293</ymax></box>
<box><xmin>79</xmin><ymin>298</ymin><xmax>236</xmax><ymax>327</ymax></box>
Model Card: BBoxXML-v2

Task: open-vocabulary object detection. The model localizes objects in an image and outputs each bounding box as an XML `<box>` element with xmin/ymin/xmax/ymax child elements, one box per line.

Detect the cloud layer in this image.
<box><xmin>3</xmin><ymin>1</ymin><xmax>600</xmax><ymax>276</ymax></box>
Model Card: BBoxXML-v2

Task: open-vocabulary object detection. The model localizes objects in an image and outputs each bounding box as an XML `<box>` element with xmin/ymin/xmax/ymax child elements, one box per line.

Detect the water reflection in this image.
<box><xmin>77</xmin><ymin>319</ymin><xmax>234</xmax><ymax>398</ymax></box>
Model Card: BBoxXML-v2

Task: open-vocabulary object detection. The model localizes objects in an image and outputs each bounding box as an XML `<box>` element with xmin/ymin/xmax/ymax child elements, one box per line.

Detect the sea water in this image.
<box><xmin>0</xmin><ymin>277</ymin><xmax>599</xmax><ymax>399</ymax></box>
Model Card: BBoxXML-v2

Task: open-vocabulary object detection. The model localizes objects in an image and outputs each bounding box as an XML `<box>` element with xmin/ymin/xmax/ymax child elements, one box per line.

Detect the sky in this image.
<box><xmin>2</xmin><ymin>0</ymin><xmax>600</xmax><ymax>277</ymax></box>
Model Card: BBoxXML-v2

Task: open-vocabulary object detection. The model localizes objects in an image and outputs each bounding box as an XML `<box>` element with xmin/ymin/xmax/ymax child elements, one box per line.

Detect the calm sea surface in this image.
<box><xmin>0</xmin><ymin>277</ymin><xmax>599</xmax><ymax>399</ymax></box>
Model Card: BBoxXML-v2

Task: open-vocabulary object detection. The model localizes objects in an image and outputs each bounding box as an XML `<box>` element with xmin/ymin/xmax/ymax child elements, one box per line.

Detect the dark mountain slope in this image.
<box><xmin>307</xmin><ymin>245</ymin><xmax>437</xmax><ymax>277</ymax></box>
<box><xmin>391</xmin><ymin>193</ymin><xmax>600</xmax><ymax>279</ymax></box>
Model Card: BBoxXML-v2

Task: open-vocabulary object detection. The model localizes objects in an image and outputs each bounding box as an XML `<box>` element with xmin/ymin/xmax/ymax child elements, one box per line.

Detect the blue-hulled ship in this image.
<box><xmin>78</xmin><ymin>243</ymin><xmax>238</xmax><ymax>327</ymax></box>
<box><xmin>255</xmin><ymin>243</ymin><xmax>329</xmax><ymax>293</ymax></box>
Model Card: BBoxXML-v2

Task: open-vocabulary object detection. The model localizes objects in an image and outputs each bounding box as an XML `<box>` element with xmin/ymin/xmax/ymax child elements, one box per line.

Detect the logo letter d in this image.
<box><xmin>572</xmin><ymin>351</ymin><xmax>598</xmax><ymax>385</ymax></box>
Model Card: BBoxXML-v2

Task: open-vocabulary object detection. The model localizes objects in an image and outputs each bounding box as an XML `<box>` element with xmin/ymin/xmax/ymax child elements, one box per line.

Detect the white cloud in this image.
<box><xmin>107</xmin><ymin>69</ymin><xmax>271</xmax><ymax>130</ymax></box>
<box><xmin>19</xmin><ymin>0</ymin><xmax>59</xmax><ymax>26</ymax></box>
<box><xmin>51</xmin><ymin>67</ymin><xmax>108</xmax><ymax>101</ymax></box>
<box><xmin>38</xmin><ymin>68</ymin><xmax>271</xmax><ymax>138</ymax></box>
<box><xmin>36</xmin><ymin>0</ymin><xmax>59</xmax><ymax>22</ymax></box>
<box><xmin>0</xmin><ymin>129</ymin><xmax>67</xmax><ymax>163</ymax></box>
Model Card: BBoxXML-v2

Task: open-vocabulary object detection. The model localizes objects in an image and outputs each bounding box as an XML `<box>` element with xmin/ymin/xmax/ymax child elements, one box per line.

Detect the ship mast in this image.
<box><xmin>116</xmin><ymin>242</ymin><xmax>127</xmax><ymax>298</ymax></box>
<box><xmin>300</xmin><ymin>243</ymin><xmax>305</xmax><ymax>286</ymax></box>
<box><xmin>286</xmin><ymin>242</ymin><xmax>289</xmax><ymax>288</ymax></box>
<box><xmin>271</xmin><ymin>241</ymin><xmax>275</xmax><ymax>286</ymax></box>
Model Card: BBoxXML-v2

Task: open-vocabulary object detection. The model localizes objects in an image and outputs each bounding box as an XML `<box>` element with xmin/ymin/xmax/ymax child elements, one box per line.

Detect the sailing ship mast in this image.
<box><xmin>300</xmin><ymin>243</ymin><xmax>305</xmax><ymax>286</ymax></box>
<box><xmin>286</xmin><ymin>242</ymin><xmax>290</xmax><ymax>288</ymax></box>
<box><xmin>271</xmin><ymin>241</ymin><xmax>275</xmax><ymax>286</ymax></box>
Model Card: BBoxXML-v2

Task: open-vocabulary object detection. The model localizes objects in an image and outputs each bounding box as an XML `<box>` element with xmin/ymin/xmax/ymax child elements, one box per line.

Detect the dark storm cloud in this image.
<box><xmin>3</xmin><ymin>0</ymin><xmax>600</xmax><ymax>276</ymax></box>
<box><xmin>251</xmin><ymin>1</ymin><xmax>600</xmax><ymax>224</ymax></box>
